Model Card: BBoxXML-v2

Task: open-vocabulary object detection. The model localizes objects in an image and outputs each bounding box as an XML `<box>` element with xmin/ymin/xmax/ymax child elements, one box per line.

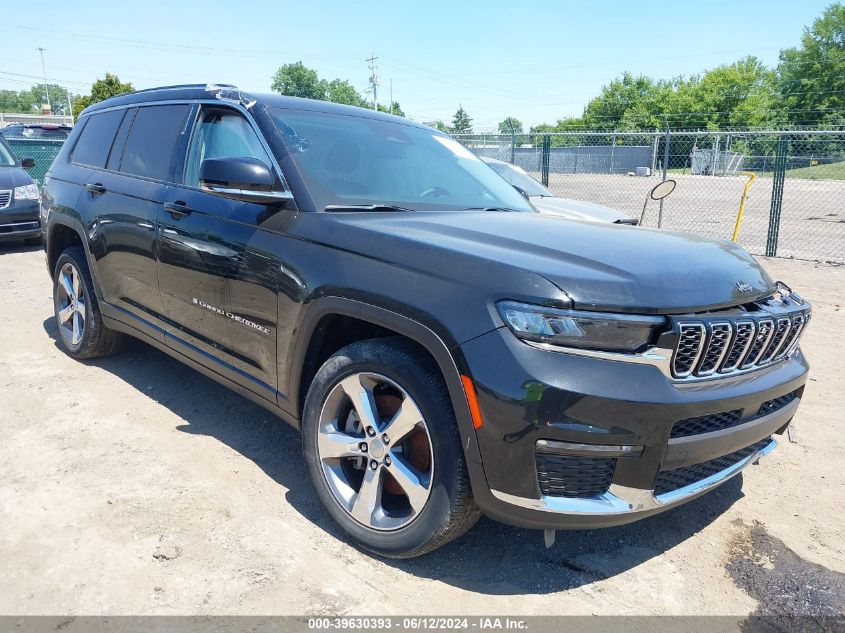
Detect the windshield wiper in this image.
<box><xmin>324</xmin><ymin>204</ymin><xmax>414</xmax><ymax>213</ymax></box>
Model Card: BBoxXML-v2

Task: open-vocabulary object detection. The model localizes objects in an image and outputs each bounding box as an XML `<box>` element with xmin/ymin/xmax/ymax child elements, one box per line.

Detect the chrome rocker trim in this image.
<box><xmin>490</xmin><ymin>439</ymin><xmax>777</xmax><ymax>516</ymax></box>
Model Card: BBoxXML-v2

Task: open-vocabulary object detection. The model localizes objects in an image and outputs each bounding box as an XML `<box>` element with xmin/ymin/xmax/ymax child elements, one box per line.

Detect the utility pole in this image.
<box><xmin>366</xmin><ymin>52</ymin><xmax>379</xmax><ymax>111</ymax></box>
<box><xmin>658</xmin><ymin>114</ymin><xmax>671</xmax><ymax>229</ymax></box>
<box><xmin>37</xmin><ymin>47</ymin><xmax>51</xmax><ymax>111</ymax></box>
<box><xmin>390</xmin><ymin>79</ymin><xmax>393</xmax><ymax>115</ymax></box>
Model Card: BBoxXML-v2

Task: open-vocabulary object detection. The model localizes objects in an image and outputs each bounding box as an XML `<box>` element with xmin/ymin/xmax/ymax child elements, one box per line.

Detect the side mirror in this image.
<box><xmin>512</xmin><ymin>184</ymin><xmax>530</xmax><ymax>200</ymax></box>
<box><xmin>21</xmin><ymin>157</ymin><xmax>35</xmax><ymax>170</ymax></box>
<box><xmin>199</xmin><ymin>156</ymin><xmax>292</xmax><ymax>206</ymax></box>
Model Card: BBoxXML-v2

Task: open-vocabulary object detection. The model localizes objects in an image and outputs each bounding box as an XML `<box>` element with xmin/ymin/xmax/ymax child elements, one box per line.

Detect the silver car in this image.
<box><xmin>482</xmin><ymin>157</ymin><xmax>637</xmax><ymax>224</ymax></box>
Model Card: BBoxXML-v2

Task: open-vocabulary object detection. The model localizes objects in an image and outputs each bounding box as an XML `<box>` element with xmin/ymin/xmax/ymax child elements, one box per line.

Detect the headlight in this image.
<box><xmin>14</xmin><ymin>184</ymin><xmax>40</xmax><ymax>201</ymax></box>
<box><xmin>497</xmin><ymin>300</ymin><xmax>665</xmax><ymax>353</ymax></box>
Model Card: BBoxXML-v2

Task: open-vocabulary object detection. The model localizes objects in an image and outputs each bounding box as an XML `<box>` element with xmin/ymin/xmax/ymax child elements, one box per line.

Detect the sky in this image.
<box><xmin>0</xmin><ymin>0</ymin><xmax>835</xmax><ymax>130</ymax></box>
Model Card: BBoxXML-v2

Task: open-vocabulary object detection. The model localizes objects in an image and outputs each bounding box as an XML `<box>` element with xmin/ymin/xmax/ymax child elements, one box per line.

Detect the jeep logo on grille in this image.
<box><xmin>735</xmin><ymin>281</ymin><xmax>755</xmax><ymax>294</ymax></box>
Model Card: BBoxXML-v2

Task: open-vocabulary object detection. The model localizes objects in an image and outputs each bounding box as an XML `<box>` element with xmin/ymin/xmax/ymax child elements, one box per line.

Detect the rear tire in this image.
<box><xmin>53</xmin><ymin>246</ymin><xmax>125</xmax><ymax>359</ymax></box>
<box><xmin>302</xmin><ymin>337</ymin><xmax>480</xmax><ymax>558</ymax></box>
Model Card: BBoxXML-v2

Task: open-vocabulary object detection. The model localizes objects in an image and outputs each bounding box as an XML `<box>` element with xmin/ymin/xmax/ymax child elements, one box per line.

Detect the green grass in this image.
<box><xmin>773</xmin><ymin>161</ymin><xmax>845</xmax><ymax>180</ymax></box>
<box><xmin>666</xmin><ymin>161</ymin><xmax>845</xmax><ymax>180</ymax></box>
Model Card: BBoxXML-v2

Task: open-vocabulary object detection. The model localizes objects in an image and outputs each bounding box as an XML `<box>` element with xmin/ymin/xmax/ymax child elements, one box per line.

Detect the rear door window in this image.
<box><xmin>71</xmin><ymin>109</ymin><xmax>125</xmax><ymax>168</ymax></box>
<box><xmin>119</xmin><ymin>105</ymin><xmax>190</xmax><ymax>182</ymax></box>
<box><xmin>106</xmin><ymin>108</ymin><xmax>137</xmax><ymax>172</ymax></box>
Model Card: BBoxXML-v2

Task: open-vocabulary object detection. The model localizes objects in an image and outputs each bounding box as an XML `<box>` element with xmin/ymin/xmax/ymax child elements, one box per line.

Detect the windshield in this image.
<box><xmin>267</xmin><ymin>108</ymin><xmax>533</xmax><ymax>212</ymax></box>
<box><xmin>485</xmin><ymin>160</ymin><xmax>552</xmax><ymax>197</ymax></box>
<box><xmin>0</xmin><ymin>140</ymin><xmax>15</xmax><ymax>167</ymax></box>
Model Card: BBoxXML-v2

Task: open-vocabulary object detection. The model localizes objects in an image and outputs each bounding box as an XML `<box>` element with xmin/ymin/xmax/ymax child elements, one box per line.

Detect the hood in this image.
<box><xmin>313</xmin><ymin>211</ymin><xmax>775</xmax><ymax>314</ymax></box>
<box><xmin>530</xmin><ymin>195</ymin><xmax>634</xmax><ymax>224</ymax></box>
<box><xmin>0</xmin><ymin>166</ymin><xmax>34</xmax><ymax>189</ymax></box>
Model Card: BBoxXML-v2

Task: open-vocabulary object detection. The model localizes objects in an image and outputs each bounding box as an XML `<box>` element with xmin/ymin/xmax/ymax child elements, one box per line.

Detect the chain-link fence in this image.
<box><xmin>4</xmin><ymin>137</ymin><xmax>64</xmax><ymax>185</ymax></box>
<box><xmin>3</xmin><ymin>127</ymin><xmax>844</xmax><ymax>263</ymax></box>
<box><xmin>454</xmin><ymin>130</ymin><xmax>845</xmax><ymax>264</ymax></box>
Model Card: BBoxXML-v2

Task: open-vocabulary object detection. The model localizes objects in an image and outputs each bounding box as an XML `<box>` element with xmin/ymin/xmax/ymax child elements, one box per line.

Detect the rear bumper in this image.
<box><xmin>460</xmin><ymin>327</ymin><xmax>808</xmax><ymax>530</ymax></box>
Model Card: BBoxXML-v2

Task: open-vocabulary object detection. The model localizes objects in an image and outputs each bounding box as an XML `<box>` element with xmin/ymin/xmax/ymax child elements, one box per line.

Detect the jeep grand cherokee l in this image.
<box><xmin>40</xmin><ymin>84</ymin><xmax>810</xmax><ymax>558</ymax></box>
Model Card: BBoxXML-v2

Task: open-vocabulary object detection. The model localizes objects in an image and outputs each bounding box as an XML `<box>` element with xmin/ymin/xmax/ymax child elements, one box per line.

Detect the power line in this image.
<box><xmin>9</xmin><ymin>24</ymin><xmax>361</xmax><ymax>60</ymax></box>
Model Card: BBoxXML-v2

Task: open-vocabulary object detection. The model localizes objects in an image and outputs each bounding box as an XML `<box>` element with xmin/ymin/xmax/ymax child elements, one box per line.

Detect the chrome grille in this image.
<box><xmin>697</xmin><ymin>322</ymin><xmax>732</xmax><ymax>375</ymax></box>
<box><xmin>673</xmin><ymin>324</ymin><xmax>706</xmax><ymax>377</ymax></box>
<box><xmin>759</xmin><ymin>317</ymin><xmax>791</xmax><ymax>364</ymax></box>
<box><xmin>741</xmin><ymin>318</ymin><xmax>775</xmax><ymax>368</ymax></box>
<box><xmin>776</xmin><ymin>314</ymin><xmax>805</xmax><ymax>360</ymax></box>
<box><xmin>721</xmin><ymin>321</ymin><xmax>754</xmax><ymax>372</ymax></box>
<box><xmin>670</xmin><ymin>310</ymin><xmax>809</xmax><ymax>380</ymax></box>
<box><xmin>0</xmin><ymin>190</ymin><xmax>10</xmax><ymax>209</ymax></box>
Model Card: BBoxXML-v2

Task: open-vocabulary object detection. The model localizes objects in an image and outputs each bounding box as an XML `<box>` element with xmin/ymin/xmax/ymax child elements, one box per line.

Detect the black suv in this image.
<box><xmin>41</xmin><ymin>85</ymin><xmax>810</xmax><ymax>558</ymax></box>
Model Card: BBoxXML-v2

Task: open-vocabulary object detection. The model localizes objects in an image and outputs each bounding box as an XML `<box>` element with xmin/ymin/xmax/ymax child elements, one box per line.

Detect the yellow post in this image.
<box><xmin>732</xmin><ymin>172</ymin><xmax>757</xmax><ymax>242</ymax></box>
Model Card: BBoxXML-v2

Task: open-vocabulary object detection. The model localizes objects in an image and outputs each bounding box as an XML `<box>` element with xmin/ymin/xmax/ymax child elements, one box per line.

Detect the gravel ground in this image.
<box><xmin>540</xmin><ymin>173</ymin><xmax>845</xmax><ymax>263</ymax></box>
<box><xmin>0</xmin><ymin>243</ymin><xmax>843</xmax><ymax>616</ymax></box>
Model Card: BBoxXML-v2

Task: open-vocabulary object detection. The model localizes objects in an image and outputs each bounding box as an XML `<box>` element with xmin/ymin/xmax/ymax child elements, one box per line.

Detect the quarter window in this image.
<box><xmin>184</xmin><ymin>108</ymin><xmax>274</xmax><ymax>187</ymax></box>
<box><xmin>119</xmin><ymin>105</ymin><xmax>190</xmax><ymax>181</ymax></box>
<box><xmin>71</xmin><ymin>109</ymin><xmax>124</xmax><ymax>168</ymax></box>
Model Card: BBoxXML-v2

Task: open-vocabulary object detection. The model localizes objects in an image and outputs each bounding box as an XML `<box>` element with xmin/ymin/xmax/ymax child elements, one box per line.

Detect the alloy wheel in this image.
<box><xmin>56</xmin><ymin>262</ymin><xmax>86</xmax><ymax>346</ymax></box>
<box><xmin>317</xmin><ymin>371</ymin><xmax>434</xmax><ymax>531</ymax></box>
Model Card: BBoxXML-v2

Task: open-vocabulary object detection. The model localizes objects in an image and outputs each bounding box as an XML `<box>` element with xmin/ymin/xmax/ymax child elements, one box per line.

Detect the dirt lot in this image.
<box><xmin>1</xmin><ymin>244</ymin><xmax>843</xmax><ymax>617</ymax></box>
<box><xmin>540</xmin><ymin>172</ymin><xmax>845</xmax><ymax>263</ymax></box>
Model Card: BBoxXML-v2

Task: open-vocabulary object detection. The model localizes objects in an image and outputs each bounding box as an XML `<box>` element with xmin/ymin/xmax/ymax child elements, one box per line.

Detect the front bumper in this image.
<box><xmin>460</xmin><ymin>327</ymin><xmax>808</xmax><ymax>530</ymax></box>
<box><xmin>0</xmin><ymin>199</ymin><xmax>40</xmax><ymax>241</ymax></box>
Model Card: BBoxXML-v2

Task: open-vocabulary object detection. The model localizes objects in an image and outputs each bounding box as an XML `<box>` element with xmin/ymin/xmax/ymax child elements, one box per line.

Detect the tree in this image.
<box><xmin>23</xmin><ymin>84</ymin><xmax>76</xmax><ymax>115</ymax></box>
<box><xmin>451</xmin><ymin>106</ymin><xmax>472</xmax><ymax>134</ymax></box>
<box><xmin>271</xmin><ymin>62</ymin><xmax>327</xmax><ymax>100</ymax></box>
<box><xmin>581</xmin><ymin>72</ymin><xmax>667</xmax><ymax>129</ymax></box>
<box><xmin>498</xmin><ymin>117</ymin><xmax>523</xmax><ymax>134</ymax></box>
<box><xmin>533</xmin><ymin>55</ymin><xmax>782</xmax><ymax>132</ymax></box>
<box><xmin>682</xmin><ymin>57</ymin><xmax>782</xmax><ymax>129</ymax></box>
<box><xmin>431</xmin><ymin>120</ymin><xmax>450</xmax><ymax>133</ymax></box>
<box><xmin>90</xmin><ymin>73</ymin><xmax>133</xmax><ymax>102</ymax></box>
<box><xmin>73</xmin><ymin>73</ymin><xmax>134</xmax><ymax>118</ymax></box>
<box><xmin>376</xmin><ymin>101</ymin><xmax>405</xmax><ymax>117</ymax></box>
<box><xmin>0</xmin><ymin>89</ymin><xmax>36</xmax><ymax>113</ymax></box>
<box><xmin>778</xmin><ymin>2</ymin><xmax>845</xmax><ymax>126</ymax></box>
<box><xmin>326</xmin><ymin>79</ymin><xmax>367</xmax><ymax>107</ymax></box>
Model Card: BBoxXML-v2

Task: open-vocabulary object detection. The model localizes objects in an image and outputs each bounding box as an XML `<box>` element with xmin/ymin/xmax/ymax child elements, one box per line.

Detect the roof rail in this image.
<box><xmin>129</xmin><ymin>83</ymin><xmax>238</xmax><ymax>95</ymax></box>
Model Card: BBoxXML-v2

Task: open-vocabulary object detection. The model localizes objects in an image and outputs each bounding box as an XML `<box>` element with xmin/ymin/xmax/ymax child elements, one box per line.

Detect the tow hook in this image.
<box><xmin>544</xmin><ymin>529</ymin><xmax>556</xmax><ymax>548</ymax></box>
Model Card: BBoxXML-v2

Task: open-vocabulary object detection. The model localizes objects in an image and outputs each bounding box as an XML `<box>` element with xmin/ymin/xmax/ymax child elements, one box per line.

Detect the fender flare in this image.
<box><xmin>287</xmin><ymin>296</ymin><xmax>484</xmax><ymax>468</ymax></box>
<box><xmin>46</xmin><ymin>214</ymin><xmax>106</xmax><ymax>300</ymax></box>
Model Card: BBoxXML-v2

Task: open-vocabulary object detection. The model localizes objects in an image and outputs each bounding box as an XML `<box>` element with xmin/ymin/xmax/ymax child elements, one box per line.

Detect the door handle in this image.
<box><xmin>164</xmin><ymin>201</ymin><xmax>192</xmax><ymax>219</ymax></box>
<box><xmin>86</xmin><ymin>183</ymin><xmax>106</xmax><ymax>195</ymax></box>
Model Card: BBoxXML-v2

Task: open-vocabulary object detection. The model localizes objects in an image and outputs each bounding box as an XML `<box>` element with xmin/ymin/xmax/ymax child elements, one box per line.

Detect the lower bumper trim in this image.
<box><xmin>490</xmin><ymin>438</ymin><xmax>776</xmax><ymax>517</ymax></box>
<box><xmin>654</xmin><ymin>438</ymin><xmax>776</xmax><ymax>505</ymax></box>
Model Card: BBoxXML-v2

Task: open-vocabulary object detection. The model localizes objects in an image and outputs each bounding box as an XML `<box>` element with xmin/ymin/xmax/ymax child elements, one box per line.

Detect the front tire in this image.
<box><xmin>302</xmin><ymin>337</ymin><xmax>480</xmax><ymax>558</ymax></box>
<box><xmin>53</xmin><ymin>246</ymin><xmax>124</xmax><ymax>359</ymax></box>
